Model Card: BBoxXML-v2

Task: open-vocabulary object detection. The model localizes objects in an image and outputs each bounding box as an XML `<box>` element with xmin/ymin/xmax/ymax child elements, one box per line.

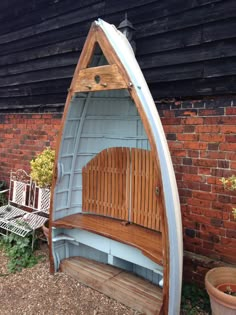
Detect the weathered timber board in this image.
<box><xmin>60</xmin><ymin>256</ymin><xmax>163</xmax><ymax>315</ymax></box>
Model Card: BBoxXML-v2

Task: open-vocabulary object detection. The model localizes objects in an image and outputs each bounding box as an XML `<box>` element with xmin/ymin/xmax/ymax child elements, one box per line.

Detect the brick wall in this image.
<box><xmin>158</xmin><ymin>96</ymin><xmax>236</xmax><ymax>285</ymax></box>
<box><xmin>0</xmin><ymin>96</ymin><xmax>236</xmax><ymax>285</ymax></box>
<box><xmin>0</xmin><ymin>113</ymin><xmax>62</xmax><ymax>183</ymax></box>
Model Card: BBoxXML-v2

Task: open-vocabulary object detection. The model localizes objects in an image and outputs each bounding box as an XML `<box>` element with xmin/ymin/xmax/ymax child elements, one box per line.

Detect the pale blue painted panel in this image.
<box><xmin>90</xmin><ymin>89</ymin><xmax>129</xmax><ymax>99</ymax></box>
<box><xmin>86</xmin><ymin>99</ymin><xmax>137</xmax><ymax>116</ymax></box>
<box><xmin>81</xmin><ymin>119</ymin><xmax>138</xmax><ymax>137</ymax></box>
<box><xmin>60</xmin><ymin>156</ymin><xmax>73</xmax><ymax>173</ymax></box>
<box><xmin>74</xmin><ymin>154</ymin><xmax>95</xmax><ymax>170</ymax></box>
<box><xmin>68</xmin><ymin>206</ymin><xmax>82</xmax><ymax>215</ymax></box>
<box><xmin>56</xmin><ymin>174</ymin><xmax>70</xmax><ymax>190</ymax></box>
<box><xmin>64</xmin><ymin>120</ymin><xmax>80</xmax><ymax>139</ymax></box>
<box><xmin>72</xmin><ymin>173</ymin><xmax>82</xmax><ymax>187</ymax></box>
<box><xmin>69</xmin><ymin>243</ymin><xmax>108</xmax><ymax>264</ymax></box>
<box><xmin>133</xmin><ymin>265</ymin><xmax>162</xmax><ymax>286</ymax></box>
<box><xmin>78</xmin><ymin>138</ymin><xmax>137</xmax><ymax>153</ymax></box>
<box><xmin>68</xmin><ymin>97</ymin><xmax>86</xmax><ymax>118</ymax></box>
<box><xmin>55</xmin><ymin>191</ymin><xmax>68</xmax><ymax>209</ymax></box>
<box><xmin>110</xmin><ymin>239</ymin><xmax>162</xmax><ymax>274</ymax></box>
<box><xmin>71</xmin><ymin>189</ymin><xmax>82</xmax><ymax>206</ymax></box>
<box><xmin>61</xmin><ymin>138</ymin><xmax>76</xmax><ymax>155</ymax></box>
<box><xmin>69</xmin><ymin>229</ymin><xmax>111</xmax><ymax>253</ymax></box>
<box><xmin>112</xmin><ymin>256</ymin><xmax>133</xmax><ymax>272</ymax></box>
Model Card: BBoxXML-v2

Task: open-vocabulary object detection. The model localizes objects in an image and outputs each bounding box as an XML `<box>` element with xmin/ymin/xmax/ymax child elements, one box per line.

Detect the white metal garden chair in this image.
<box><xmin>0</xmin><ymin>169</ymin><xmax>50</xmax><ymax>247</ymax></box>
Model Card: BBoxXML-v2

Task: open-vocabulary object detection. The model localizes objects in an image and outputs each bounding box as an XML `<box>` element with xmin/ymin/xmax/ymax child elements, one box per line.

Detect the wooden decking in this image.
<box><xmin>60</xmin><ymin>257</ymin><xmax>163</xmax><ymax>315</ymax></box>
<box><xmin>52</xmin><ymin>213</ymin><xmax>163</xmax><ymax>265</ymax></box>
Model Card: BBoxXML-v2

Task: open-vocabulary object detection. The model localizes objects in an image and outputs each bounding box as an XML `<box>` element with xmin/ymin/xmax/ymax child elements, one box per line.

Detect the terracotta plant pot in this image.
<box><xmin>205</xmin><ymin>267</ymin><xmax>236</xmax><ymax>315</ymax></box>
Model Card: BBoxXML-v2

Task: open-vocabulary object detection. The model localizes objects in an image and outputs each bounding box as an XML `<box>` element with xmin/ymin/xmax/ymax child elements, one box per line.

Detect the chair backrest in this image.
<box><xmin>9</xmin><ymin>169</ymin><xmax>32</xmax><ymax>208</ymax></box>
<box><xmin>9</xmin><ymin>169</ymin><xmax>50</xmax><ymax>214</ymax></box>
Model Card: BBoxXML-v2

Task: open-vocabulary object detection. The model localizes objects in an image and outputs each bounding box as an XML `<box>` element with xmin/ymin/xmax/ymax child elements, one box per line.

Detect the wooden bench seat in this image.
<box><xmin>52</xmin><ymin>213</ymin><xmax>163</xmax><ymax>265</ymax></box>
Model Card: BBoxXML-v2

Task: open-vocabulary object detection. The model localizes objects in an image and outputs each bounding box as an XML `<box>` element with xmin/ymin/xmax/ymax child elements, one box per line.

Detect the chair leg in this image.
<box><xmin>31</xmin><ymin>230</ymin><xmax>35</xmax><ymax>251</ymax></box>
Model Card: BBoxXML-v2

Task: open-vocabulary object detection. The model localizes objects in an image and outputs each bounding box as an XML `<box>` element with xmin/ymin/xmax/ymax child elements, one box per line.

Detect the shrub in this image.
<box><xmin>30</xmin><ymin>147</ymin><xmax>55</xmax><ymax>188</ymax></box>
<box><xmin>0</xmin><ymin>234</ymin><xmax>41</xmax><ymax>273</ymax></box>
<box><xmin>220</xmin><ymin>175</ymin><xmax>236</xmax><ymax>219</ymax></box>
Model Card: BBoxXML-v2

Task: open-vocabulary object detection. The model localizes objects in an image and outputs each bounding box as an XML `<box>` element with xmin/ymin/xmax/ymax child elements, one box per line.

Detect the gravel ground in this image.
<box><xmin>0</xmin><ymin>244</ymin><xmax>141</xmax><ymax>315</ymax></box>
<box><xmin>0</xmin><ymin>243</ymin><xmax>210</xmax><ymax>315</ymax></box>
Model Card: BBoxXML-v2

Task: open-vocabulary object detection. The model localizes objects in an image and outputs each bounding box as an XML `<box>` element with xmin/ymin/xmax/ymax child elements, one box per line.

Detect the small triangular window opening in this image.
<box><xmin>87</xmin><ymin>43</ymin><xmax>109</xmax><ymax>68</ymax></box>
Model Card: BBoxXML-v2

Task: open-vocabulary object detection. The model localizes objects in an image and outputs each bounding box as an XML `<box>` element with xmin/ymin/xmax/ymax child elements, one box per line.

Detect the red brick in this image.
<box><xmin>205</xmin><ymin>116</ymin><xmax>235</xmax><ymax>125</ymax></box>
<box><xmin>220</xmin><ymin>125</ymin><xmax>236</xmax><ymax>133</ymax></box>
<box><xmin>220</xmin><ymin>143</ymin><xmax>236</xmax><ymax>151</ymax></box>
<box><xmin>198</xmin><ymin>167</ymin><xmax>211</xmax><ymax>175</ymax></box>
<box><xmin>226</xmin><ymin>152</ymin><xmax>236</xmax><ymax>160</ymax></box>
<box><xmin>195</xmin><ymin>247</ymin><xmax>220</xmax><ymax>260</ymax></box>
<box><xmin>203</xmin><ymin>209</ymin><xmax>223</xmax><ymax>219</ymax></box>
<box><xmin>200</xmin><ymin>134</ymin><xmax>225</xmax><ymax>142</ymax></box>
<box><xmin>187</xmin><ymin>150</ymin><xmax>200</xmax><ymax>158</ymax></box>
<box><xmin>183</xmin><ymin>174</ymin><xmax>205</xmax><ymax>182</ymax></box>
<box><xmin>203</xmin><ymin>241</ymin><xmax>214</xmax><ymax>249</ymax></box>
<box><xmin>163</xmin><ymin>125</ymin><xmax>184</xmax><ymax>133</ymax></box>
<box><xmin>192</xmin><ymin>191</ymin><xmax>216</xmax><ymax>201</ymax></box>
<box><xmin>224</xmin><ymin>221</ymin><xmax>236</xmax><ymax>230</ymax></box>
<box><xmin>199</xmin><ymin>183</ymin><xmax>211</xmax><ymax>192</ymax></box>
<box><xmin>226</xmin><ymin>229</ymin><xmax>236</xmax><ymax>239</ymax></box>
<box><xmin>161</xmin><ymin>117</ymin><xmax>182</xmax><ymax>125</ymax></box>
<box><xmin>225</xmin><ymin>107</ymin><xmax>236</xmax><ymax>115</ymax></box>
<box><xmin>225</xmin><ymin>135</ymin><xmax>236</xmax><ymax>143</ymax></box>
<box><xmin>175</xmin><ymin>165</ymin><xmax>198</xmax><ymax>174</ymax></box>
<box><xmin>176</xmin><ymin>134</ymin><xmax>199</xmax><ymax>141</ymax></box>
<box><xmin>193</xmin><ymin>158</ymin><xmax>217</xmax><ymax>167</ymax></box>
<box><xmin>183</xmin><ymin>117</ymin><xmax>204</xmax><ymax>125</ymax></box>
<box><xmin>188</xmin><ymin>198</ymin><xmax>212</xmax><ymax>208</ymax></box>
<box><xmin>171</xmin><ymin>149</ymin><xmax>187</xmax><ymax>157</ymax></box>
<box><xmin>186</xmin><ymin>213</ymin><xmax>212</xmax><ymax>225</ymax></box>
<box><xmin>201</xmin><ymin>224</ymin><xmax>225</xmax><ymax>237</ymax></box>
<box><xmin>195</xmin><ymin>125</ymin><xmax>220</xmax><ymax>133</ymax></box>
<box><xmin>221</xmin><ymin>237</ymin><xmax>236</xmax><ymax>246</ymax></box>
<box><xmin>168</xmin><ymin>142</ymin><xmax>183</xmax><ymax>149</ymax></box>
<box><xmin>183</xmin><ymin>142</ymin><xmax>208</xmax><ymax>150</ymax></box>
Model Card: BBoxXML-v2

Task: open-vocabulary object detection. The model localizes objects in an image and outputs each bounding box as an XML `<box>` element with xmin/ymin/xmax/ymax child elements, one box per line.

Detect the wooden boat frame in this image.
<box><xmin>49</xmin><ymin>19</ymin><xmax>183</xmax><ymax>315</ymax></box>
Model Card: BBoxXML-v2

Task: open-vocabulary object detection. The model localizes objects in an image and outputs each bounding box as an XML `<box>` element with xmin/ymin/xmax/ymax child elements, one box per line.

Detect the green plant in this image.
<box><xmin>0</xmin><ymin>234</ymin><xmax>41</xmax><ymax>273</ymax></box>
<box><xmin>181</xmin><ymin>283</ymin><xmax>211</xmax><ymax>314</ymax></box>
<box><xmin>220</xmin><ymin>175</ymin><xmax>236</xmax><ymax>219</ymax></box>
<box><xmin>30</xmin><ymin>147</ymin><xmax>55</xmax><ymax>188</ymax></box>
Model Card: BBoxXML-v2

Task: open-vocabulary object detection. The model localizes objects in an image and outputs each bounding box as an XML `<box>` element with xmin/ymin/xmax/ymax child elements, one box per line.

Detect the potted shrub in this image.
<box><xmin>30</xmin><ymin>147</ymin><xmax>55</xmax><ymax>189</ymax></box>
<box><xmin>30</xmin><ymin>147</ymin><xmax>55</xmax><ymax>239</ymax></box>
<box><xmin>205</xmin><ymin>175</ymin><xmax>236</xmax><ymax>314</ymax></box>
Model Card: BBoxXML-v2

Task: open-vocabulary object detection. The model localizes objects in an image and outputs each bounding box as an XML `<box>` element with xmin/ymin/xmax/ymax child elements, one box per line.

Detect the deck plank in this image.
<box><xmin>60</xmin><ymin>257</ymin><xmax>163</xmax><ymax>315</ymax></box>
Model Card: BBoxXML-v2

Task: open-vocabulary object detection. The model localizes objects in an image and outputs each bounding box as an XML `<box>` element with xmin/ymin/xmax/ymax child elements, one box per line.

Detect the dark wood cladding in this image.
<box><xmin>1</xmin><ymin>0</ymin><xmax>235</xmax><ymax>111</ymax></box>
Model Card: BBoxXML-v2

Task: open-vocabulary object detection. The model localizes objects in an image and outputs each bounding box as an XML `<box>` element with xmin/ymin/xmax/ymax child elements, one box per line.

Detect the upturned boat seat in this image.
<box><xmin>50</xmin><ymin>19</ymin><xmax>183</xmax><ymax>314</ymax></box>
<box><xmin>52</xmin><ymin>213</ymin><xmax>163</xmax><ymax>265</ymax></box>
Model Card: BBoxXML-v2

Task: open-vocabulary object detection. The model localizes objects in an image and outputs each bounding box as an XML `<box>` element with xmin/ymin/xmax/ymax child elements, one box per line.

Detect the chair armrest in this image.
<box><xmin>0</xmin><ymin>189</ymin><xmax>9</xmax><ymax>194</ymax></box>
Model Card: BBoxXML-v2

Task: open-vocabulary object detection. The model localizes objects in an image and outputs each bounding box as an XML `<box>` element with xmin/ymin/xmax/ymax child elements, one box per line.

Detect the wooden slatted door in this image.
<box><xmin>82</xmin><ymin>147</ymin><xmax>130</xmax><ymax>220</ymax></box>
<box><xmin>130</xmin><ymin>148</ymin><xmax>161</xmax><ymax>231</ymax></box>
<box><xmin>82</xmin><ymin>147</ymin><xmax>161</xmax><ymax>231</ymax></box>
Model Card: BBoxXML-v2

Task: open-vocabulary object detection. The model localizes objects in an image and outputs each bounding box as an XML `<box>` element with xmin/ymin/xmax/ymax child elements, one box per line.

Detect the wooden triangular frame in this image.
<box><xmin>68</xmin><ymin>23</ymin><xmax>130</xmax><ymax>93</ymax></box>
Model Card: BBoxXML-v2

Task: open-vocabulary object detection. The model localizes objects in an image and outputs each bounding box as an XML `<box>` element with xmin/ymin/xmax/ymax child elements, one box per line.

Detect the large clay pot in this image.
<box><xmin>205</xmin><ymin>267</ymin><xmax>236</xmax><ymax>315</ymax></box>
